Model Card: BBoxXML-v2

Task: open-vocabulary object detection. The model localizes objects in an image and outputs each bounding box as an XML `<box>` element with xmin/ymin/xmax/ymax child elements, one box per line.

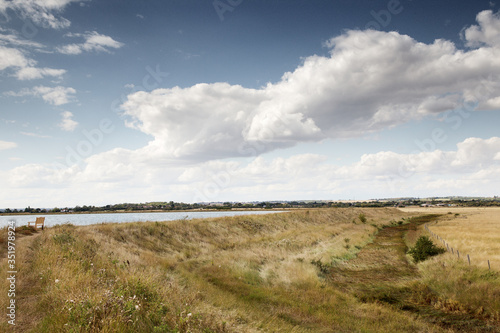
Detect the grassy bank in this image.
<box><xmin>1</xmin><ymin>208</ymin><xmax>499</xmax><ymax>332</ymax></box>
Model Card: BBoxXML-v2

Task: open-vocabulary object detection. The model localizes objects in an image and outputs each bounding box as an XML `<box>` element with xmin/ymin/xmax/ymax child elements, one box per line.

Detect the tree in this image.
<box><xmin>408</xmin><ymin>236</ymin><xmax>445</xmax><ymax>263</ymax></box>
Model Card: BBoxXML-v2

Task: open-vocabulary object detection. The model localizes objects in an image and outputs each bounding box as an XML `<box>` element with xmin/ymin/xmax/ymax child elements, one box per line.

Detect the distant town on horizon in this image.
<box><xmin>3</xmin><ymin>196</ymin><xmax>500</xmax><ymax>213</ymax></box>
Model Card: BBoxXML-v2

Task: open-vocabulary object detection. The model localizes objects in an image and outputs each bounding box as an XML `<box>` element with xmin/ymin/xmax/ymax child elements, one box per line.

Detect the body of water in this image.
<box><xmin>0</xmin><ymin>210</ymin><xmax>286</xmax><ymax>227</ymax></box>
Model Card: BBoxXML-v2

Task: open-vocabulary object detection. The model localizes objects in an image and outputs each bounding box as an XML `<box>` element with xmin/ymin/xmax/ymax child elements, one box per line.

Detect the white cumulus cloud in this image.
<box><xmin>463</xmin><ymin>10</ymin><xmax>500</xmax><ymax>47</ymax></box>
<box><xmin>0</xmin><ymin>45</ymin><xmax>30</xmax><ymax>70</ymax></box>
<box><xmin>121</xmin><ymin>10</ymin><xmax>500</xmax><ymax>162</ymax></box>
<box><xmin>180</xmin><ymin>137</ymin><xmax>500</xmax><ymax>201</ymax></box>
<box><xmin>3</xmin><ymin>10</ymin><xmax>500</xmax><ymax>205</ymax></box>
<box><xmin>2</xmin><ymin>136</ymin><xmax>500</xmax><ymax>204</ymax></box>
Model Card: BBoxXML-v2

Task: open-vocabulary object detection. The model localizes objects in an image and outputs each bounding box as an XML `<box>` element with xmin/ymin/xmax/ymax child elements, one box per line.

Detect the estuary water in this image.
<box><xmin>0</xmin><ymin>210</ymin><xmax>286</xmax><ymax>228</ymax></box>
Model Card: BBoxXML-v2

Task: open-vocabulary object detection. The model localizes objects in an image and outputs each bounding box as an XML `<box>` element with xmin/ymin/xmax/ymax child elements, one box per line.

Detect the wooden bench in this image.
<box><xmin>28</xmin><ymin>217</ymin><xmax>45</xmax><ymax>230</ymax></box>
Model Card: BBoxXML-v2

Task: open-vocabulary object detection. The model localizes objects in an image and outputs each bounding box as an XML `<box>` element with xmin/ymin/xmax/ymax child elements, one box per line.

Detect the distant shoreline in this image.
<box><xmin>0</xmin><ymin>207</ymin><xmax>295</xmax><ymax>216</ymax></box>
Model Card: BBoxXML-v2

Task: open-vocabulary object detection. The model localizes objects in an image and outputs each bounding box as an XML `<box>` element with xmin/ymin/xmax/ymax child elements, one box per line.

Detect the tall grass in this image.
<box><xmin>430</xmin><ymin>208</ymin><xmax>500</xmax><ymax>270</ymax></box>
<box><xmin>0</xmin><ymin>208</ymin><xmax>459</xmax><ymax>332</ymax></box>
<box><xmin>419</xmin><ymin>256</ymin><xmax>500</xmax><ymax>322</ymax></box>
<box><xmin>401</xmin><ymin>210</ymin><xmax>500</xmax><ymax>331</ymax></box>
<box><xmin>402</xmin><ymin>207</ymin><xmax>500</xmax><ymax>270</ymax></box>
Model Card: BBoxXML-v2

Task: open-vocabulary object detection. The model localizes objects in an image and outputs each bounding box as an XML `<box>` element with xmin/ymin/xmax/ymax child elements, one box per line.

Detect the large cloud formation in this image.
<box><xmin>3</xmin><ymin>136</ymin><xmax>500</xmax><ymax>205</ymax></box>
<box><xmin>3</xmin><ymin>10</ymin><xmax>500</xmax><ymax>206</ymax></box>
<box><xmin>121</xmin><ymin>10</ymin><xmax>500</xmax><ymax>162</ymax></box>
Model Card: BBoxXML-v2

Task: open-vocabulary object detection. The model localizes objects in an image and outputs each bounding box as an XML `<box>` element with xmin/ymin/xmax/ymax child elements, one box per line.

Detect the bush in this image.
<box><xmin>408</xmin><ymin>236</ymin><xmax>445</xmax><ymax>263</ymax></box>
<box><xmin>358</xmin><ymin>213</ymin><xmax>367</xmax><ymax>223</ymax></box>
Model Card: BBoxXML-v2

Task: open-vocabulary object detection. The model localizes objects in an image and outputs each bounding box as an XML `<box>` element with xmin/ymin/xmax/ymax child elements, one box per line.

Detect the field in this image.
<box><xmin>400</xmin><ymin>207</ymin><xmax>500</xmax><ymax>271</ymax></box>
<box><xmin>1</xmin><ymin>208</ymin><xmax>500</xmax><ymax>332</ymax></box>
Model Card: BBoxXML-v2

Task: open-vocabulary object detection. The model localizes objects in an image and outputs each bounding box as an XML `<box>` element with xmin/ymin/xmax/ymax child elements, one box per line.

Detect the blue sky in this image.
<box><xmin>1</xmin><ymin>0</ymin><xmax>500</xmax><ymax>208</ymax></box>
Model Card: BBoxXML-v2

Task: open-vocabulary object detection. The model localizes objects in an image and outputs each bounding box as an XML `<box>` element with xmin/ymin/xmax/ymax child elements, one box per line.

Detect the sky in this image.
<box><xmin>1</xmin><ymin>0</ymin><xmax>500</xmax><ymax>208</ymax></box>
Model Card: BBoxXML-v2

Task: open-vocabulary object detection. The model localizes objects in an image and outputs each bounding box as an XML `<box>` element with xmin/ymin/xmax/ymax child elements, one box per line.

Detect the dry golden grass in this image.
<box><xmin>401</xmin><ymin>207</ymin><xmax>500</xmax><ymax>270</ymax></box>
<box><xmin>7</xmin><ymin>208</ymin><xmax>496</xmax><ymax>332</ymax></box>
<box><xmin>0</xmin><ymin>208</ymin><xmax>442</xmax><ymax>332</ymax></box>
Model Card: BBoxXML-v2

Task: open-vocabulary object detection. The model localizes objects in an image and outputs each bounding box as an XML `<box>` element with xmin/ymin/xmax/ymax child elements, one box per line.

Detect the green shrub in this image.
<box><xmin>408</xmin><ymin>236</ymin><xmax>445</xmax><ymax>263</ymax></box>
<box><xmin>358</xmin><ymin>213</ymin><xmax>367</xmax><ymax>223</ymax></box>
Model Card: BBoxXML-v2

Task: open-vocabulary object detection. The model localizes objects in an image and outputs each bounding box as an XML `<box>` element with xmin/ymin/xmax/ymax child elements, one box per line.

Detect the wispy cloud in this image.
<box><xmin>175</xmin><ymin>49</ymin><xmax>201</xmax><ymax>60</ymax></box>
<box><xmin>20</xmin><ymin>132</ymin><xmax>51</xmax><ymax>138</ymax></box>
<box><xmin>0</xmin><ymin>41</ymin><xmax>65</xmax><ymax>80</ymax></box>
<box><xmin>15</xmin><ymin>67</ymin><xmax>66</xmax><ymax>80</ymax></box>
<box><xmin>57</xmin><ymin>31</ymin><xmax>124</xmax><ymax>55</ymax></box>
<box><xmin>0</xmin><ymin>33</ymin><xmax>45</xmax><ymax>49</ymax></box>
<box><xmin>58</xmin><ymin>111</ymin><xmax>78</xmax><ymax>132</ymax></box>
<box><xmin>5</xmin><ymin>86</ymin><xmax>76</xmax><ymax>105</ymax></box>
<box><xmin>0</xmin><ymin>140</ymin><xmax>17</xmax><ymax>150</ymax></box>
<box><xmin>0</xmin><ymin>0</ymin><xmax>79</xmax><ymax>29</ymax></box>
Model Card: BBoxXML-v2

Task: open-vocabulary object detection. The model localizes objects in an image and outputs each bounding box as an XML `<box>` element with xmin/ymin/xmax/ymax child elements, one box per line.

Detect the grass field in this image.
<box><xmin>1</xmin><ymin>208</ymin><xmax>499</xmax><ymax>332</ymax></box>
<box><xmin>401</xmin><ymin>207</ymin><xmax>500</xmax><ymax>271</ymax></box>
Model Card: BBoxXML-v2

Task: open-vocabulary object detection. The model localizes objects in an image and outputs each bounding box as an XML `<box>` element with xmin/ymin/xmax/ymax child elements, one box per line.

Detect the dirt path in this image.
<box><xmin>331</xmin><ymin>222</ymin><xmax>418</xmax><ymax>287</ymax></box>
<box><xmin>329</xmin><ymin>215</ymin><xmax>500</xmax><ymax>332</ymax></box>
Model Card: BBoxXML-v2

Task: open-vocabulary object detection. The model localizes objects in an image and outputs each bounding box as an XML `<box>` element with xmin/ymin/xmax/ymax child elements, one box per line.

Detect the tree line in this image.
<box><xmin>3</xmin><ymin>197</ymin><xmax>500</xmax><ymax>214</ymax></box>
